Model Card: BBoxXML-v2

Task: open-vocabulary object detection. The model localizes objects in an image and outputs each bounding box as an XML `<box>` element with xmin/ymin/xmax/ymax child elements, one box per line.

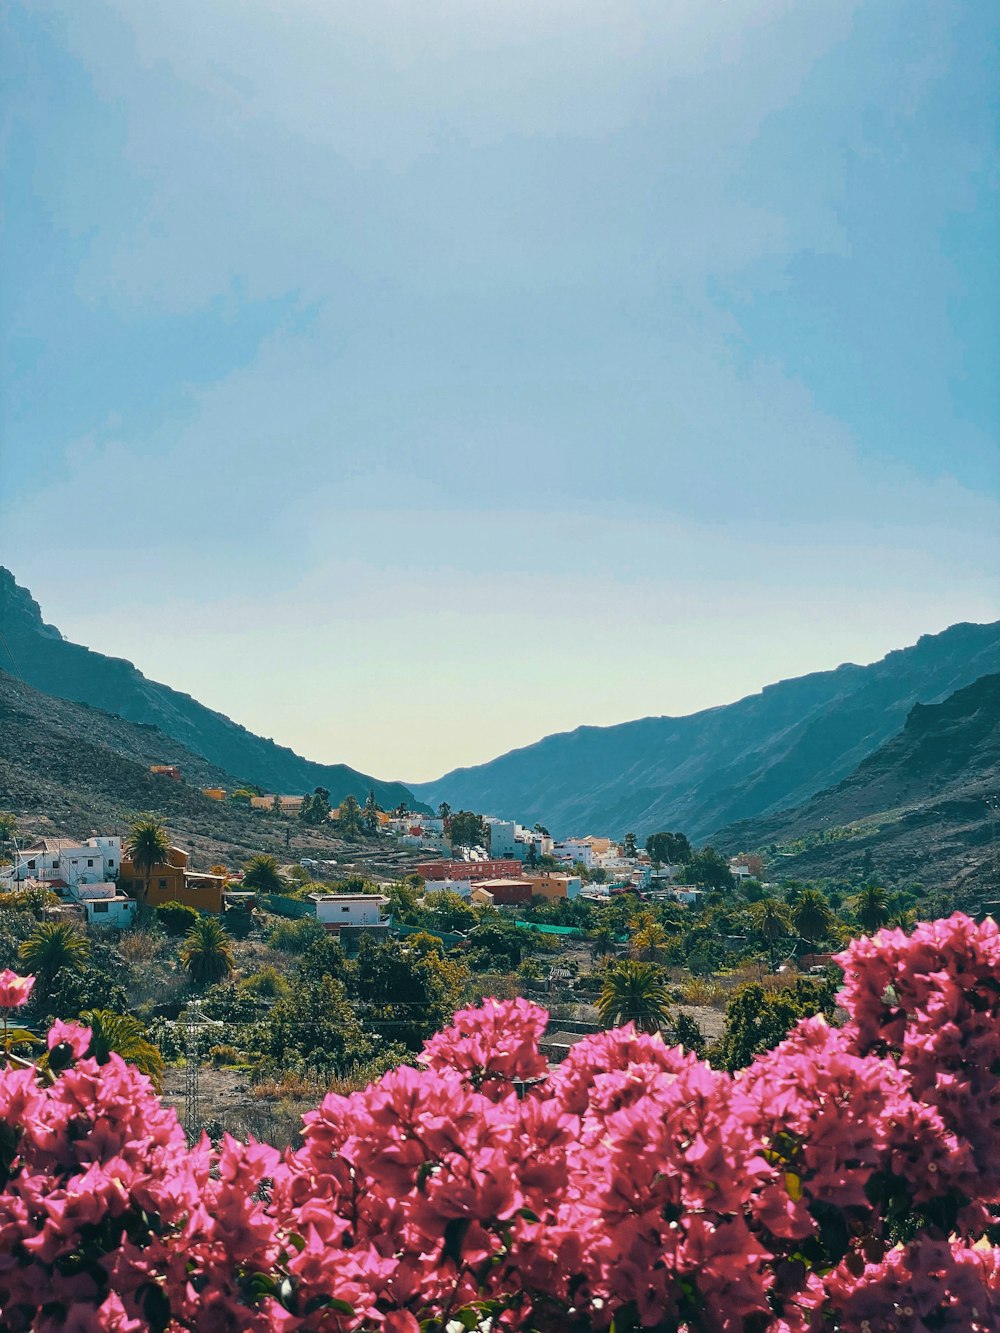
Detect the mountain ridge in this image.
<box><xmin>0</xmin><ymin>568</ymin><xmax>419</xmax><ymax>811</ymax></box>
<box><xmin>412</xmin><ymin>619</ymin><xmax>1000</xmax><ymax>839</ymax></box>
<box><xmin>713</xmin><ymin>672</ymin><xmax>1000</xmax><ymax>890</ymax></box>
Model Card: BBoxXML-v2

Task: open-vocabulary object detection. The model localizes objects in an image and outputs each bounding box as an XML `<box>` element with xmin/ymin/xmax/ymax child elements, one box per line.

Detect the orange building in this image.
<box><xmin>523</xmin><ymin>872</ymin><xmax>577</xmax><ymax>900</ymax></box>
<box><xmin>149</xmin><ymin>765</ymin><xmax>182</xmax><ymax>782</ymax></box>
<box><xmin>119</xmin><ymin>846</ymin><xmax>225</xmax><ymax>914</ymax></box>
<box><xmin>201</xmin><ymin>787</ymin><xmax>227</xmax><ymax>801</ymax></box>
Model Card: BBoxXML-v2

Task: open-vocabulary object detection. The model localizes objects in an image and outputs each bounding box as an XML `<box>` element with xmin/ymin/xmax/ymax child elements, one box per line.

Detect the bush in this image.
<box><xmin>155</xmin><ymin>902</ymin><xmax>200</xmax><ymax>935</ymax></box>
<box><xmin>4</xmin><ymin>914</ymin><xmax>1000</xmax><ymax>1329</ymax></box>
<box><xmin>209</xmin><ymin>1043</ymin><xmax>243</xmax><ymax>1067</ymax></box>
<box><xmin>267</xmin><ymin>916</ymin><xmax>325</xmax><ymax>952</ymax></box>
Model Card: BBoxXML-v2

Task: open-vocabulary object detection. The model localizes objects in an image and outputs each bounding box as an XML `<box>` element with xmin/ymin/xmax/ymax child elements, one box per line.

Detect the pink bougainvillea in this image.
<box><xmin>2</xmin><ymin>912</ymin><xmax>1000</xmax><ymax>1330</ymax></box>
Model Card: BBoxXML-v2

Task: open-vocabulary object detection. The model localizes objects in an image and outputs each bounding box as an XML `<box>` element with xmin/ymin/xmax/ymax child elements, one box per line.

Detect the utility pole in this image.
<box><xmin>184</xmin><ymin>1001</ymin><xmax>202</xmax><ymax>1141</ymax></box>
<box><xmin>988</xmin><ymin>797</ymin><xmax>1000</xmax><ymax>892</ymax></box>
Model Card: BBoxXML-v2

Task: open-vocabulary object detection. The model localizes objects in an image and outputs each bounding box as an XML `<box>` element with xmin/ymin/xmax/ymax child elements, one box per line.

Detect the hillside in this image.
<box><xmin>0</xmin><ymin>669</ymin><xmax>357</xmax><ymax>867</ymax></box>
<box><xmin>715</xmin><ymin>673</ymin><xmax>1000</xmax><ymax>890</ymax></box>
<box><xmin>0</xmin><ymin>569</ymin><xmax>418</xmax><ymax>811</ymax></box>
<box><xmin>413</xmin><ymin>620</ymin><xmax>1000</xmax><ymax>839</ymax></box>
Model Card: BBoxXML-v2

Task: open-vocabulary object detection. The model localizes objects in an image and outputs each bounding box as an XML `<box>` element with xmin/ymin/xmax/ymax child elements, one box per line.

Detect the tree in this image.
<box><xmin>589</xmin><ymin>925</ymin><xmax>617</xmax><ymax>962</ymax></box>
<box><xmin>437</xmin><ymin>803</ymin><xmax>452</xmax><ymax>822</ymax></box>
<box><xmin>682</xmin><ymin>847</ymin><xmax>734</xmax><ymax>891</ymax></box>
<box><xmin>243</xmin><ymin>854</ymin><xmax>284</xmax><ymax>893</ymax></box>
<box><xmin>533</xmin><ymin>824</ymin><xmax>550</xmax><ymax>837</ymax></box>
<box><xmin>78</xmin><ymin>1010</ymin><xmax>164</xmax><ymax>1090</ymax></box>
<box><xmin>353</xmin><ymin>936</ymin><xmax>467</xmax><ymax>1049</ymax></box>
<box><xmin>714</xmin><ymin>977</ymin><xmax>836</xmax><ymax>1071</ymax></box>
<box><xmin>301</xmin><ymin>788</ymin><xmax>331</xmax><ymax>826</ymax></box>
<box><xmin>854</xmin><ymin>884</ymin><xmax>890</xmax><ymax>934</ymax></box>
<box><xmin>394</xmin><ymin>802</ymin><xmax>410</xmax><ymax>818</ymax></box>
<box><xmin>271</xmin><ymin>795</ymin><xmax>281</xmax><ymax>816</ymax></box>
<box><xmin>622</xmin><ymin>832</ymin><xmax>638</xmax><ymax>858</ymax></box>
<box><xmin>363</xmin><ymin>789</ymin><xmax>381</xmax><ymax>835</ymax></box>
<box><xmin>422</xmin><ymin>890</ymin><xmax>477</xmax><ymax>934</ymax></box>
<box><xmin>794</xmin><ymin>888</ymin><xmax>835</xmax><ymax>948</ymax></box>
<box><xmin>597</xmin><ymin>960</ymin><xmax>672</xmax><ymax>1034</ymax></box>
<box><xmin>525</xmin><ymin>843</ymin><xmax>538</xmax><ymax>868</ymax></box>
<box><xmin>179</xmin><ymin>918</ymin><xmax>236</xmax><ymax>987</ymax></box>
<box><xmin>645</xmin><ymin>832</ymin><xmax>691</xmax><ymax>868</ymax></box>
<box><xmin>264</xmin><ymin>973</ymin><xmax>379</xmax><ymax>1073</ymax></box>
<box><xmin>124</xmin><ymin>818</ymin><xmax>171</xmax><ymax>905</ymax></box>
<box><xmin>338</xmin><ymin>794</ymin><xmax>362</xmax><ymax>839</ymax></box>
<box><xmin>632</xmin><ymin>921</ymin><xmax>672</xmax><ymax>963</ymax></box>
<box><xmin>750</xmin><ymin>898</ymin><xmax>792</xmax><ymax>949</ymax></box>
<box><xmin>449</xmin><ymin>811</ymin><xmax>486</xmax><ymax>852</ymax></box>
<box><xmin>19</xmin><ymin>922</ymin><xmax>90</xmax><ymax>993</ymax></box>
<box><xmin>0</xmin><ymin>813</ymin><xmax>16</xmax><ymax>861</ymax></box>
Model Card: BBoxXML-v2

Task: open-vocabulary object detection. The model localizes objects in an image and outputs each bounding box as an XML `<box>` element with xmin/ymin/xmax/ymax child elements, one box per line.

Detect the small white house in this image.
<box><xmin>311</xmin><ymin>893</ymin><xmax>391</xmax><ymax>936</ymax></box>
<box><xmin>75</xmin><ymin>883</ymin><xmax>138</xmax><ymax>929</ymax></box>
<box><xmin>552</xmin><ymin>840</ymin><xmax>595</xmax><ymax>870</ymax></box>
<box><xmin>423</xmin><ymin>877</ymin><xmax>474</xmax><ymax>899</ymax></box>
<box><xmin>486</xmin><ymin>820</ymin><xmax>517</xmax><ymax>858</ymax></box>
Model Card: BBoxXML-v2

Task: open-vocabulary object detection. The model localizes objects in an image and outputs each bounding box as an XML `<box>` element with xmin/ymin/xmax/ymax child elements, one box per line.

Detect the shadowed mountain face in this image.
<box><xmin>0</xmin><ymin>568</ymin><xmax>418</xmax><ymax>811</ymax></box>
<box><xmin>413</xmin><ymin>621</ymin><xmax>1000</xmax><ymax>840</ymax></box>
<box><xmin>714</xmin><ymin>673</ymin><xmax>1000</xmax><ymax>890</ymax></box>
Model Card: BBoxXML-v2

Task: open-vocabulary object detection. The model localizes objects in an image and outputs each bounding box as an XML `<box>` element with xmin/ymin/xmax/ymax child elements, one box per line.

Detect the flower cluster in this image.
<box><xmin>1</xmin><ymin>914</ymin><xmax>1000</xmax><ymax>1330</ymax></box>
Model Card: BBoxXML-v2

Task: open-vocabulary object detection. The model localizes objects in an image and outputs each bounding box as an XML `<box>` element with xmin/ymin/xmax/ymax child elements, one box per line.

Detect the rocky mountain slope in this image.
<box><xmin>0</xmin><ymin>669</ymin><xmax>353</xmax><ymax>867</ymax></box>
<box><xmin>413</xmin><ymin>620</ymin><xmax>1000</xmax><ymax>839</ymax></box>
<box><xmin>0</xmin><ymin>569</ymin><xmax>417</xmax><ymax>811</ymax></box>
<box><xmin>714</xmin><ymin>673</ymin><xmax>1000</xmax><ymax>891</ymax></box>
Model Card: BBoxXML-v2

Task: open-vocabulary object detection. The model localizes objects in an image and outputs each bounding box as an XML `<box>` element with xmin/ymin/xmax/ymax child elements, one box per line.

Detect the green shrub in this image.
<box><xmin>238</xmin><ymin>966</ymin><xmax>289</xmax><ymax>999</ymax></box>
<box><xmin>210</xmin><ymin>1043</ymin><xmax>243</xmax><ymax>1067</ymax></box>
<box><xmin>267</xmin><ymin>916</ymin><xmax>325</xmax><ymax>952</ymax></box>
<box><xmin>155</xmin><ymin>902</ymin><xmax>200</xmax><ymax>935</ymax></box>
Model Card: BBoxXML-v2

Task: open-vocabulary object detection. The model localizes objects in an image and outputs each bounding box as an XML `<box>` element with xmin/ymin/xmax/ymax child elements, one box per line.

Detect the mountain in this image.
<box><xmin>412</xmin><ymin>620</ymin><xmax>1000</xmax><ymax>839</ymax></box>
<box><xmin>0</xmin><ymin>569</ymin><xmax>418</xmax><ymax>811</ymax></box>
<box><xmin>714</xmin><ymin>673</ymin><xmax>1000</xmax><ymax>890</ymax></box>
<box><xmin>0</xmin><ymin>668</ymin><xmax>348</xmax><ymax>865</ymax></box>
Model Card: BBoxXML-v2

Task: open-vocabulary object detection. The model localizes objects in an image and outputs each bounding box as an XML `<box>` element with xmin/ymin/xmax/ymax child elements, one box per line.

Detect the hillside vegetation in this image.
<box><xmin>716</xmin><ymin>672</ymin><xmax>1000</xmax><ymax>892</ymax></box>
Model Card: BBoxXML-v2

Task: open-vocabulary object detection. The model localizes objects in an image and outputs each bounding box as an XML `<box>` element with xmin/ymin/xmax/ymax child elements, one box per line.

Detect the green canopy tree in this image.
<box><xmin>180</xmin><ymin>918</ymin><xmax>235</xmax><ymax>986</ymax></box>
<box><xmin>750</xmin><ymin>898</ymin><xmax>792</xmax><ymax>949</ymax></box>
<box><xmin>362</xmin><ymin>789</ymin><xmax>382</xmax><ymax>834</ymax></box>
<box><xmin>645</xmin><ymin>831</ymin><xmax>692</xmax><ymax>868</ymax></box>
<box><xmin>449</xmin><ymin>810</ymin><xmax>486</xmax><ymax>852</ymax></box>
<box><xmin>78</xmin><ymin>1010</ymin><xmax>165</xmax><ymax>1090</ymax></box>
<box><xmin>338</xmin><ymin>794</ymin><xmax>362</xmax><ymax>839</ymax></box>
<box><xmin>124</xmin><ymin>818</ymin><xmax>171</xmax><ymax>904</ymax></box>
<box><xmin>243</xmin><ymin>853</ymin><xmax>284</xmax><ymax>893</ymax></box>
<box><xmin>794</xmin><ymin>888</ymin><xmax>836</xmax><ymax>948</ymax></box>
<box><xmin>597</xmin><ymin>960</ymin><xmax>672</xmax><ymax>1034</ymax></box>
<box><xmin>19</xmin><ymin>922</ymin><xmax>90</xmax><ymax>993</ymax></box>
<box><xmin>854</xmin><ymin>884</ymin><xmax>890</xmax><ymax>934</ymax></box>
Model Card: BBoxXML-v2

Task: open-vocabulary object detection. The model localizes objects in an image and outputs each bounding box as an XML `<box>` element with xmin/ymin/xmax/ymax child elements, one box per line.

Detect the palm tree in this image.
<box><xmin>793</xmin><ymin>889</ymin><xmax>834</xmax><ymax>948</ymax></box>
<box><xmin>242</xmin><ymin>853</ymin><xmax>283</xmax><ymax>893</ymax></box>
<box><xmin>77</xmin><ymin>1010</ymin><xmax>165</xmax><ymax>1090</ymax></box>
<box><xmin>19</xmin><ymin>922</ymin><xmax>90</xmax><ymax>991</ymax></box>
<box><xmin>597</xmin><ymin>960</ymin><xmax>672</xmax><ymax>1034</ymax></box>
<box><xmin>125</xmin><ymin>818</ymin><xmax>171</xmax><ymax>904</ymax></box>
<box><xmin>180</xmin><ymin>917</ymin><xmax>235</xmax><ymax>986</ymax></box>
<box><xmin>632</xmin><ymin>921</ymin><xmax>671</xmax><ymax>964</ymax></box>
<box><xmin>854</xmin><ymin>884</ymin><xmax>890</xmax><ymax>934</ymax></box>
<box><xmin>589</xmin><ymin>925</ymin><xmax>617</xmax><ymax>963</ymax></box>
<box><xmin>750</xmin><ymin>898</ymin><xmax>792</xmax><ymax>948</ymax></box>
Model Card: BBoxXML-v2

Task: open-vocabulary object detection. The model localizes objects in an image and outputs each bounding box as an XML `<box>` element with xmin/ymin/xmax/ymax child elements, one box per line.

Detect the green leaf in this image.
<box><xmin>443</xmin><ymin>1216</ymin><xmax>472</xmax><ymax>1266</ymax></box>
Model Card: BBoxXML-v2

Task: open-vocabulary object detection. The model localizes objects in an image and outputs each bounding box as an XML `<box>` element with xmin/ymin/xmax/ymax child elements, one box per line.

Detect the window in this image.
<box><xmin>87</xmin><ymin>859</ymin><xmax>94</xmax><ymax>867</ymax></box>
<box><xmin>159</xmin><ymin>879</ymin><xmax>168</xmax><ymax>888</ymax></box>
<box><xmin>342</xmin><ymin>905</ymin><xmax>350</xmax><ymax>912</ymax></box>
<box><xmin>108</xmin><ymin>859</ymin><xmax>114</xmax><ymax>867</ymax></box>
<box><xmin>93</xmin><ymin>902</ymin><xmax>108</xmax><ymax>914</ymax></box>
<box><xmin>27</xmin><ymin>860</ymin><xmax>35</xmax><ymax>870</ymax></box>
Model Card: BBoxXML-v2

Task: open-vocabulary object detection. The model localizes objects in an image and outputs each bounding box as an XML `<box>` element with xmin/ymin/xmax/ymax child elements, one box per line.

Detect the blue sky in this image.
<box><xmin>2</xmin><ymin>0</ymin><xmax>998</xmax><ymax>781</ymax></box>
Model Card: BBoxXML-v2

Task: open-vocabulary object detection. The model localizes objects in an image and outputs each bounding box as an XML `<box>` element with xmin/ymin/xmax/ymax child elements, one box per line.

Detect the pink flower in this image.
<box><xmin>0</xmin><ymin>969</ymin><xmax>34</xmax><ymax>1009</ymax></box>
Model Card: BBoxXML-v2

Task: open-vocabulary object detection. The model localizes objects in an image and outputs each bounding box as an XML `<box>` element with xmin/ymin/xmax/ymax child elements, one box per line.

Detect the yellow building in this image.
<box><xmin>201</xmin><ymin>787</ymin><xmax>227</xmax><ymax>801</ymax></box>
<box><xmin>119</xmin><ymin>846</ymin><xmax>225</xmax><ymax>914</ymax></box>
<box><xmin>524</xmin><ymin>872</ymin><xmax>576</xmax><ymax>900</ymax></box>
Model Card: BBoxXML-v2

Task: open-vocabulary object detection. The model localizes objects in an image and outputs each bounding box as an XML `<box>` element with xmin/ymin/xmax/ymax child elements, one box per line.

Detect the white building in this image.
<box><xmin>551</xmin><ymin>839</ymin><xmax>595</xmax><ymax>870</ymax></box>
<box><xmin>7</xmin><ymin>837</ymin><xmax>123</xmax><ymax>890</ymax></box>
<box><xmin>75</xmin><ymin>883</ymin><xmax>138</xmax><ymax>929</ymax></box>
<box><xmin>486</xmin><ymin>819</ymin><xmax>518</xmax><ymax>858</ymax></box>
<box><xmin>310</xmin><ymin>893</ymin><xmax>392</xmax><ymax>936</ymax></box>
<box><xmin>422</xmin><ymin>877</ymin><xmax>474</xmax><ymax>899</ymax></box>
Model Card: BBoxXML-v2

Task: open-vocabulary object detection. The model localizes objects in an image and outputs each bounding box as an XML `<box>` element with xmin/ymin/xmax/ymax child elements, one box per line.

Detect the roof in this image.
<box><xmin>541</xmin><ymin>1030</ymin><xmax>591</xmax><ymax>1049</ymax></box>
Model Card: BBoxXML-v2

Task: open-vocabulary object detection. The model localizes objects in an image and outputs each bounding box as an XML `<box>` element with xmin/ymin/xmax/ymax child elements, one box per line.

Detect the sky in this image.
<box><xmin>2</xmin><ymin>0</ymin><xmax>998</xmax><ymax>783</ymax></box>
